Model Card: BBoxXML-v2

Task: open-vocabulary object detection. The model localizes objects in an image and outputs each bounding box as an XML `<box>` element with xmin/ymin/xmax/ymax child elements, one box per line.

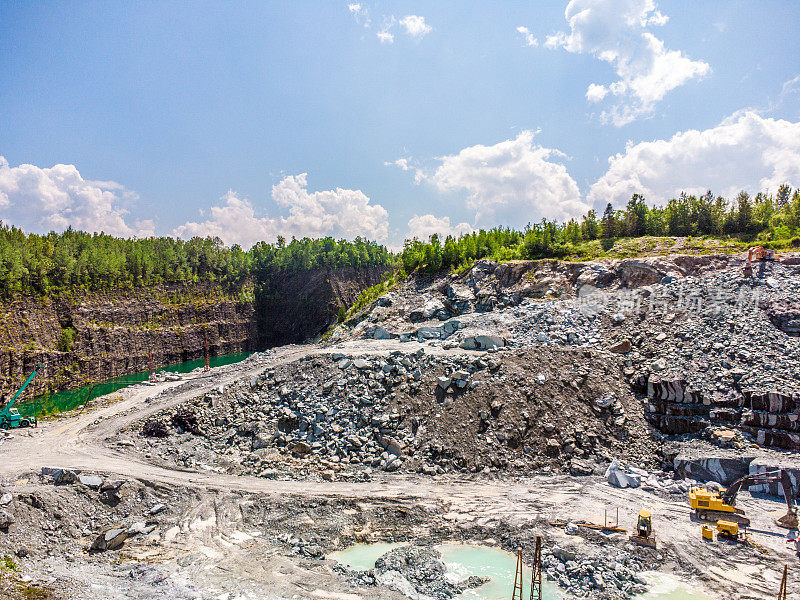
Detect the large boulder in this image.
<box><xmin>91</xmin><ymin>527</ymin><xmax>129</xmax><ymax>551</ymax></box>
<box><xmin>288</xmin><ymin>440</ymin><xmax>312</xmax><ymax>457</ymax></box>
<box><xmin>605</xmin><ymin>460</ymin><xmax>642</xmax><ymax>488</ymax></box>
<box><xmin>409</xmin><ymin>299</ymin><xmax>448</xmax><ymax>322</ymax></box>
<box><xmin>53</xmin><ymin>469</ymin><xmax>79</xmax><ymax>485</ymax></box>
<box><xmin>371</xmin><ymin>326</ymin><xmax>392</xmax><ymax>340</ymax></box>
<box><xmin>459</xmin><ymin>333</ymin><xmax>506</xmax><ymax>350</ymax></box>
<box><xmin>569</xmin><ymin>458</ymin><xmax>596</xmax><ymax>476</ymax></box>
<box><xmin>379</xmin><ymin>436</ymin><xmax>404</xmax><ymax>457</ymax></box>
<box><xmin>78</xmin><ymin>474</ymin><xmax>104</xmax><ymax>490</ymax></box>
<box><xmin>673</xmin><ymin>455</ymin><xmax>753</xmax><ymax>486</ymax></box>
<box><xmin>416</xmin><ymin>326</ymin><xmax>444</xmax><ymax>341</ymax></box>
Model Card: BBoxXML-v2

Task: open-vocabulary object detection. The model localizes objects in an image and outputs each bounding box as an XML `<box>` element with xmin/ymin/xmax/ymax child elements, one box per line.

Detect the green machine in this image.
<box><xmin>0</xmin><ymin>363</ymin><xmax>43</xmax><ymax>429</ymax></box>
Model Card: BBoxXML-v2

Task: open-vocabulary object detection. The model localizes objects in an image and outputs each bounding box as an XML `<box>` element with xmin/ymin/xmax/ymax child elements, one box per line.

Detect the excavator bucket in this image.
<box><xmin>776</xmin><ymin>511</ymin><xmax>799</xmax><ymax>530</ymax></box>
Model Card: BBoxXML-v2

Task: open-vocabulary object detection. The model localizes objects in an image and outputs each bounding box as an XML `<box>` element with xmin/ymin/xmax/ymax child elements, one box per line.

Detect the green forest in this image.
<box><xmin>2</xmin><ymin>185</ymin><xmax>799</xmax><ymax>298</ymax></box>
<box><xmin>400</xmin><ymin>186</ymin><xmax>800</xmax><ymax>274</ymax></box>
<box><xmin>0</xmin><ymin>225</ymin><xmax>392</xmax><ymax>298</ymax></box>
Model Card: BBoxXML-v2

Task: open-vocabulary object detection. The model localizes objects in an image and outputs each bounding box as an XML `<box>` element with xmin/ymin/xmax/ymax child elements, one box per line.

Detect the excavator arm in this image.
<box><xmin>722</xmin><ymin>469</ymin><xmax>798</xmax><ymax>529</ymax></box>
<box><xmin>1</xmin><ymin>363</ymin><xmax>42</xmax><ymax>413</ymax></box>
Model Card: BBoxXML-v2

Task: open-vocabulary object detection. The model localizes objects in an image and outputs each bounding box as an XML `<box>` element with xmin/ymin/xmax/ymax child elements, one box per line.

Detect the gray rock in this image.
<box><xmin>460</xmin><ymin>334</ymin><xmax>506</xmax><ymax>350</ymax></box>
<box><xmin>0</xmin><ymin>509</ymin><xmax>14</xmax><ymax>530</ymax></box>
<box><xmin>78</xmin><ymin>475</ymin><xmax>103</xmax><ymax>490</ymax></box>
<box><xmin>91</xmin><ymin>527</ymin><xmax>129</xmax><ymax>551</ymax></box>
<box><xmin>605</xmin><ymin>460</ymin><xmax>641</xmax><ymax>488</ymax></box>
<box><xmin>372</xmin><ymin>327</ymin><xmax>392</xmax><ymax>340</ymax></box>
<box><xmin>569</xmin><ymin>458</ymin><xmax>595</xmax><ymax>476</ymax></box>
<box><xmin>53</xmin><ymin>469</ymin><xmax>79</xmax><ymax>485</ymax></box>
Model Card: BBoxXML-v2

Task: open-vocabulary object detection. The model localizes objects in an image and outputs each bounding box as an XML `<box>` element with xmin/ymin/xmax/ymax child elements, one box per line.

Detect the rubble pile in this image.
<box><xmin>339</xmin><ymin>253</ymin><xmax>800</xmax><ymax>454</ymax></box>
<box><xmin>371</xmin><ymin>546</ymin><xmax>486</xmax><ymax>599</ymax></box>
<box><xmin>544</xmin><ymin>544</ymin><xmax>652</xmax><ymax>599</ymax></box>
<box><xmin>0</xmin><ymin>469</ymin><xmax>177</xmax><ymax>561</ymax></box>
<box><xmin>133</xmin><ymin>347</ymin><xmax>658</xmax><ymax>477</ymax></box>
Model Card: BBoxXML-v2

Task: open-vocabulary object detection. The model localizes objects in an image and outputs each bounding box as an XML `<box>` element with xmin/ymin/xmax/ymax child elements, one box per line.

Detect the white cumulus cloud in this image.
<box><xmin>399</xmin><ymin>15</ymin><xmax>431</xmax><ymax>38</ymax></box>
<box><xmin>174</xmin><ymin>174</ymin><xmax>389</xmax><ymax>249</ymax></box>
<box><xmin>428</xmin><ymin>131</ymin><xmax>591</xmax><ymax>228</ymax></box>
<box><xmin>516</xmin><ymin>26</ymin><xmax>538</xmax><ymax>47</ymax></box>
<box><xmin>406</xmin><ymin>214</ymin><xmax>474</xmax><ymax>241</ymax></box>
<box><xmin>547</xmin><ymin>0</ymin><xmax>710</xmax><ymax>125</ymax></box>
<box><xmin>348</xmin><ymin>2</ymin><xmax>370</xmax><ymax>27</ymax></box>
<box><xmin>377</xmin><ymin>29</ymin><xmax>395</xmax><ymax>44</ymax></box>
<box><xmin>0</xmin><ymin>156</ymin><xmax>154</xmax><ymax>237</ymax></box>
<box><xmin>586</xmin><ymin>83</ymin><xmax>609</xmax><ymax>103</ymax></box>
<box><xmin>588</xmin><ymin>111</ymin><xmax>800</xmax><ymax>207</ymax></box>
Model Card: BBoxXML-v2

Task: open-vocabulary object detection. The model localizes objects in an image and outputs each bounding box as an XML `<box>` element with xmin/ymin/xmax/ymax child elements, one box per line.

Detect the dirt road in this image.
<box><xmin>0</xmin><ymin>342</ymin><xmax>795</xmax><ymax>599</ymax></box>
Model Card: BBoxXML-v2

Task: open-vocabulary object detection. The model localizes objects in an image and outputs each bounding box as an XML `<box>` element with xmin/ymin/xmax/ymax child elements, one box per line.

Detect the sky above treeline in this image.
<box><xmin>1</xmin><ymin>0</ymin><xmax>799</xmax><ymax>249</ymax></box>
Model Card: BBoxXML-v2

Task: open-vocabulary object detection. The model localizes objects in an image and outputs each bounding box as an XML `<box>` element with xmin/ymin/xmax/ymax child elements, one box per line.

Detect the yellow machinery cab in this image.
<box><xmin>630</xmin><ymin>509</ymin><xmax>656</xmax><ymax>548</ymax></box>
<box><xmin>716</xmin><ymin>520</ymin><xmax>740</xmax><ymax>539</ymax></box>
<box><xmin>688</xmin><ymin>487</ymin><xmax>735</xmax><ymax>513</ymax></box>
<box><xmin>637</xmin><ymin>510</ymin><xmax>652</xmax><ymax>536</ymax></box>
<box><xmin>701</xmin><ymin>525</ymin><xmax>715</xmax><ymax>541</ymax></box>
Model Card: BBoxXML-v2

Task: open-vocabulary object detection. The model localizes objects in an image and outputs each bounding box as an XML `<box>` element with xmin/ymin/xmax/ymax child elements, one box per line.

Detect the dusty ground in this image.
<box><xmin>2</xmin><ymin>251</ymin><xmax>800</xmax><ymax>599</ymax></box>
<box><xmin>1</xmin><ymin>345</ymin><xmax>799</xmax><ymax>600</ymax></box>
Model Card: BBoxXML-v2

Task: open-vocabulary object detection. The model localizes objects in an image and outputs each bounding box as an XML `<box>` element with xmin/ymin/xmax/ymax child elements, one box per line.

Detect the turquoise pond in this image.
<box><xmin>16</xmin><ymin>352</ymin><xmax>252</xmax><ymax>417</ymax></box>
<box><xmin>328</xmin><ymin>543</ymin><xmax>713</xmax><ymax>600</ymax></box>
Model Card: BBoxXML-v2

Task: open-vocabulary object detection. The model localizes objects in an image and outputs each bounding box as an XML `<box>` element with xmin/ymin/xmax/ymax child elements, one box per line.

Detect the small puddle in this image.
<box><xmin>329</xmin><ymin>543</ymin><xmax>713</xmax><ymax>600</ymax></box>
<box><xmin>328</xmin><ymin>542</ymin><xmax>407</xmax><ymax>570</ymax></box>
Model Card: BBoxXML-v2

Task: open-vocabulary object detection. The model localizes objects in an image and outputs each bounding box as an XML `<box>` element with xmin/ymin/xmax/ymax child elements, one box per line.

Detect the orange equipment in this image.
<box><xmin>744</xmin><ymin>246</ymin><xmax>775</xmax><ymax>276</ymax></box>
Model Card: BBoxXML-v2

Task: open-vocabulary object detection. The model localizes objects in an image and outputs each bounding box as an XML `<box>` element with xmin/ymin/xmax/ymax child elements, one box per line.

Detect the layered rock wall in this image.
<box><xmin>0</xmin><ymin>283</ymin><xmax>257</xmax><ymax>396</ymax></box>
<box><xmin>0</xmin><ymin>266</ymin><xmax>387</xmax><ymax>396</ymax></box>
<box><xmin>638</xmin><ymin>375</ymin><xmax>800</xmax><ymax>451</ymax></box>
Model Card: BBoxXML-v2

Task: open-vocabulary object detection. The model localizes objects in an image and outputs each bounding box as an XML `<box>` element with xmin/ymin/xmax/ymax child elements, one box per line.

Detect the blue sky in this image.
<box><xmin>1</xmin><ymin>0</ymin><xmax>799</xmax><ymax>248</ymax></box>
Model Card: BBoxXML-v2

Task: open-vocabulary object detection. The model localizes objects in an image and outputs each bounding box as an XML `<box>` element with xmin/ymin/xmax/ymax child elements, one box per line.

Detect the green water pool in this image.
<box><xmin>16</xmin><ymin>351</ymin><xmax>252</xmax><ymax>418</ymax></box>
<box><xmin>438</xmin><ymin>543</ymin><xmax>562</xmax><ymax>600</ymax></box>
<box><xmin>328</xmin><ymin>542</ymin><xmax>408</xmax><ymax>570</ymax></box>
<box><xmin>328</xmin><ymin>543</ymin><xmax>714</xmax><ymax>600</ymax></box>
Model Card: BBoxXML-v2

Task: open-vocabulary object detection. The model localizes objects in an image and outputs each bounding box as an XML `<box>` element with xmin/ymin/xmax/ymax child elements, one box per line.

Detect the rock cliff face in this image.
<box><xmin>0</xmin><ymin>283</ymin><xmax>257</xmax><ymax>396</ymax></box>
<box><xmin>256</xmin><ymin>266</ymin><xmax>388</xmax><ymax>348</ymax></box>
<box><xmin>0</xmin><ymin>266</ymin><xmax>387</xmax><ymax>396</ymax></box>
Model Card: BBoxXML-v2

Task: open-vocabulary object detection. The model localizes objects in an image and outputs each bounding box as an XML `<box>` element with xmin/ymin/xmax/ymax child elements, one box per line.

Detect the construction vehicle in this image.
<box><xmin>630</xmin><ymin>510</ymin><xmax>656</xmax><ymax>548</ymax></box>
<box><xmin>701</xmin><ymin>524</ymin><xmax>715</xmax><ymax>541</ymax></box>
<box><xmin>743</xmin><ymin>246</ymin><xmax>775</xmax><ymax>277</ymax></box>
<box><xmin>0</xmin><ymin>363</ymin><xmax>42</xmax><ymax>429</ymax></box>
<box><xmin>716</xmin><ymin>519</ymin><xmax>745</xmax><ymax>542</ymax></box>
<box><xmin>689</xmin><ymin>469</ymin><xmax>799</xmax><ymax>529</ymax></box>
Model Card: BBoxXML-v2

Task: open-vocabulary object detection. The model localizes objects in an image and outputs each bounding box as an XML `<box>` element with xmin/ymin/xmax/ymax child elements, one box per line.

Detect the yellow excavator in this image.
<box><xmin>689</xmin><ymin>469</ymin><xmax>799</xmax><ymax>529</ymax></box>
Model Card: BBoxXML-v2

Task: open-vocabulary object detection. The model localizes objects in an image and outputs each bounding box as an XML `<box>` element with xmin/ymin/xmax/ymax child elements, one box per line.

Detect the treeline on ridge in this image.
<box><xmin>0</xmin><ymin>225</ymin><xmax>393</xmax><ymax>298</ymax></box>
<box><xmin>3</xmin><ymin>185</ymin><xmax>800</xmax><ymax>297</ymax></box>
<box><xmin>401</xmin><ymin>186</ymin><xmax>800</xmax><ymax>274</ymax></box>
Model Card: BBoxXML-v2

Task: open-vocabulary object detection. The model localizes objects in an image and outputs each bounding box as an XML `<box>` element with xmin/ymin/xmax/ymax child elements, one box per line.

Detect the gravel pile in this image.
<box><xmin>545</xmin><ymin>543</ymin><xmax>652</xmax><ymax>599</ymax></box>
<box><xmin>133</xmin><ymin>344</ymin><xmax>659</xmax><ymax>477</ymax></box>
<box><xmin>340</xmin><ymin>254</ymin><xmax>800</xmax><ymax>452</ymax></box>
